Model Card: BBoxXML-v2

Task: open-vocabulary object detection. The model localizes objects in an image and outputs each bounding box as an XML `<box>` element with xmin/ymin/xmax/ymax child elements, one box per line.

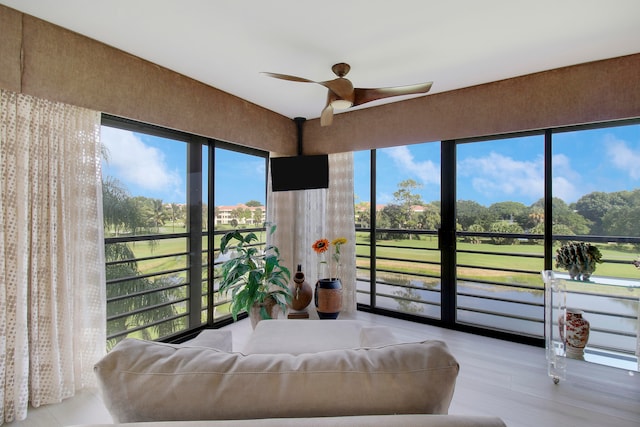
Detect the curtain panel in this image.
<box><xmin>267</xmin><ymin>152</ymin><xmax>357</xmax><ymax>314</ymax></box>
<box><xmin>0</xmin><ymin>90</ymin><xmax>106</xmax><ymax>423</ymax></box>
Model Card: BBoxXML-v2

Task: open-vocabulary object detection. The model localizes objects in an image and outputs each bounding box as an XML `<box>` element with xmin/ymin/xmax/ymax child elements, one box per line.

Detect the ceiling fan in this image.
<box><xmin>263</xmin><ymin>63</ymin><xmax>433</xmax><ymax>126</ymax></box>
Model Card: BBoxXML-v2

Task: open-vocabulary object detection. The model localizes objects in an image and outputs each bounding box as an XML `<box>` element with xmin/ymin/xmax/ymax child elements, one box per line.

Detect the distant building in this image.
<box><xmin>215</xmin><ymin>203</ymin><xmax>265</xmax><ymax>225</ymax></box>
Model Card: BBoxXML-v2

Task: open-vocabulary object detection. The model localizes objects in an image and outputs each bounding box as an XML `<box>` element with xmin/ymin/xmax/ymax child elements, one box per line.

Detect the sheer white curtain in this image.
<box><xmin>267</xmin><ymin>152</ymin><xmax>356</xmax><ymax>314</ymax></box>
<box><xmin>0</xmin><ymin>90</ymin><xmax>106</xmax><ymax>423</ymax></box>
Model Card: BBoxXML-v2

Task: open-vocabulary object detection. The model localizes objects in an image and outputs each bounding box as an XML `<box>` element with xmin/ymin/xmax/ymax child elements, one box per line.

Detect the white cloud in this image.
<box><xmin>458</xmin><ymin>152</ymin><xmax>545</xmax><ymax>201</ymax></box>
<box><xmin>550</xmin><ymin>153</ymin><xmax>582</xmax><ymax>202</ymax></box>
<box><xmin>458</xmin><ymin>150</ymin><xmax>589</xmax><ymax>204</ymax></box>
<box><xmin>384</xmin><ymin>146</ymin><xmax>440</xmax><ymax>185</ymax></box>
<box><xmin>605</xmin><ymin>135</ymin><xmax>640</xmax><ymax>180</ymax></box>
<box><xmin>101</xmin><ymin>127</ymin><xmax>182</xmax><ymax>193</ymax></box>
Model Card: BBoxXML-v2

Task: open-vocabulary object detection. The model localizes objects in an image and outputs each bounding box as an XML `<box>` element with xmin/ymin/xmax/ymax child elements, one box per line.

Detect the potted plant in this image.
<box><xmin>218</xmin><ymin>224</ymin><xmax>291</xmax><ymax>328</ymax></box>
<box><xmin>555</xmin><ymin>241</ymin><xmax>603</xmax><ymax>281</ymax></box>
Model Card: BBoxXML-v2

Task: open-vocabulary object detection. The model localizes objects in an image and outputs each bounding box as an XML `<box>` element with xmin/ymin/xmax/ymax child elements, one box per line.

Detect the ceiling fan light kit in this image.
<box><xmin>263</xmin><ymin>62</ymin><xmax>433</xmax><ymax>126</ymax></box>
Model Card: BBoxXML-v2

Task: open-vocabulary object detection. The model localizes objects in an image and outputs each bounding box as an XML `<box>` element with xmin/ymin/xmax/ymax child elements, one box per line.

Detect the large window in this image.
<box><xmin>355</xmin><ymin>143</ymin><xmax>442</xmax><ymax>319</ymax></box>
<box><xmin>211</xmin><ymin>144</ymin><xmax>268</xmax><ymax>322</ymax></box>
<box><xmin>455</xmin><ymin>134</ymin><xmax>545</xmax><ymax>337</ymax></box>
<box><xmin>101</xmin><ymin>117</ymin><xmax>267</xmax><ymax>348</ymax></box>
<box><xmin>551</xmin><ymin>123</ymin><xmax>640</xmax><ymax>362</ymax></box>
<box><xmin>357</xmin><ymin>119</ymin><xmax>640</xmax><ymax>362</ymax></box>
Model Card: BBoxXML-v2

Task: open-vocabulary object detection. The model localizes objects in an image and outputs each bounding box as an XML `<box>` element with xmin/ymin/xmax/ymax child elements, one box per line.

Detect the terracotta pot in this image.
<box><xmin>314</xmin><ymin>278</ymin><xmax>342</xmax><ymax>319</ymax></box>
<box><xmin>289</xmin><ymin>265</ymin><xmax>312</xmax><ymax>311</ymax></box>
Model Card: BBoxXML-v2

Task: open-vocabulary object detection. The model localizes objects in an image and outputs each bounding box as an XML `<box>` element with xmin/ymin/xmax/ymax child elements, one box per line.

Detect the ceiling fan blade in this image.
<box><xmin>353</xmin><ymin>82</ymin><xmax>433</xmax><ymax>106</ymax></box>
<box><xmin>321</xmin><ymin>78</ymin><xmax>355</xmax><ymax>101</ymax></box>
<box><xmin>320</xmin><ymin>104</ymin><xmax>334</xmax><ymax>127</ymax></box>
<box><xmin>261</xmin><ymin>72</ymin><xmax>317</xmax><ymax>84</ymax></box>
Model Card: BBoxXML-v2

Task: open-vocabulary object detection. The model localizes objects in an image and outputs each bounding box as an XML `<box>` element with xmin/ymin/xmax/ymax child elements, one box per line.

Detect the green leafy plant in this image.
<box><xmin>219</xmin><ymin>224</ymin><xmax>291</xmax><ymax>323</ymax></box>
<box><xmin>555</xmin><ymin>241</ymin><xmax>603</xmax><ymax>281</ymax></box>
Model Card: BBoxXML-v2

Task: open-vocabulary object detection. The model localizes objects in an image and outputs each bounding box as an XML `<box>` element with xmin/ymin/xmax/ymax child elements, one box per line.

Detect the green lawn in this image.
<box><xmin>116</xmin><ymin>231</ymin><xmax>640</xmax><ymax>291</ymax></box>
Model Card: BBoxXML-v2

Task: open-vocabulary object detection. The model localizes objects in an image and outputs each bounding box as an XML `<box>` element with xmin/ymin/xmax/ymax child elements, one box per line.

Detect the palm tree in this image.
<box><xmin>105</xmin><ymin>242</ymin><xmax>182</xmax><ymax>349</ymax></box>
<box><xmin>147</xmin><ymin>198</ymin><xmax>167</xmax><ymax>233</ymax></box>
<box><xmin>102</xmin><ymin>177</ymin><xmax>131</xmax><ymax>236</ymax></box>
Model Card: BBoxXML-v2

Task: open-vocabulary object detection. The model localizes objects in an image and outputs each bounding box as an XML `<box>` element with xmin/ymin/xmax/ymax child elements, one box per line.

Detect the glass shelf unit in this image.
<box><xmin>542</xmin><ymin>270</ymin><xmax>640</xmax><ymax>384</ymax></box>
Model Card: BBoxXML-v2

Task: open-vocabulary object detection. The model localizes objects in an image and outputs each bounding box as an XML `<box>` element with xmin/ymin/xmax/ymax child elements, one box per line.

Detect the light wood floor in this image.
<box><xmin>7</xmin><ymin>311</ymin><xmax>640</xmax><ymax>427</ymax></box>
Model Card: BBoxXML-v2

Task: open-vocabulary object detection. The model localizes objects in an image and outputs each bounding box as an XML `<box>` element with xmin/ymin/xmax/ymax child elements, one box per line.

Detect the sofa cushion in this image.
<box><xmin>94</xmin><ymin>338</ymin><xmax>459</xmax><ymax>423</ymax></box>
<box><xmin>181</xmin><ymin>329</ymin><xmax>232</xmax><ymax>352</ymax></box>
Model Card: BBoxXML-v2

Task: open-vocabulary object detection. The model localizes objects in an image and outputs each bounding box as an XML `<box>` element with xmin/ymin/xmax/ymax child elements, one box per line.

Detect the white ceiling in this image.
<box><xmin>2</xmin><ymin>0</ymin><xmax>639</xmax><ymax>121</ymax></box>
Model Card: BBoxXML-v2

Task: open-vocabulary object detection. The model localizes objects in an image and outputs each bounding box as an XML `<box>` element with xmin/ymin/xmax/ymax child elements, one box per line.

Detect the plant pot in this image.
<box><xmin>314</xmin><ymin>278</ymin><xmax>343</xmax><ymax>319</ymax></box>
<box><xmin>249</xmin><ymin>296</ymin><xmax>279</xmax><ymax>329</ymax></box>
<box><xmin>568</xmin><ymin>264</ymin><xmax>593</xmax><ymax>281</ymax></box>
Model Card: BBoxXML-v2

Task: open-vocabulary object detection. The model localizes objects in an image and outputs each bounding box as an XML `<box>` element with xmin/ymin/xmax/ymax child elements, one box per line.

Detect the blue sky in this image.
<box><xmin>356</xmin><ymin>123</ymin><xmax>640</xmax><ymax>206</ymax></box>
<box><xmin>101</xmin><ymin>123</ymin><xmax>640</xmax><ymax>207</ymax></box>
<box><xmin>100</xmin><ymin>126</ymin><xmax>267</xmax><ymax>206</ymax></box>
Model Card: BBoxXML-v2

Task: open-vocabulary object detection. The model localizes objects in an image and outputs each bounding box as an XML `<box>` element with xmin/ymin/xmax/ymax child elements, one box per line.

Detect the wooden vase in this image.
<box><xmin>290</xmin><ymin>265</ymin><xmax>312</xmax><ymax>311</ymax></box>
<box><xmin>315</xmin><ymin>278</ymin><xmax>343</xmax><ymax>319</ymax></box>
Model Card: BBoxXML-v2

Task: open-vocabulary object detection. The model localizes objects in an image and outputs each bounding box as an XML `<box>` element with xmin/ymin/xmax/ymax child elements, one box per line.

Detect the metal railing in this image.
<box><xmin>104</xmin><ymin>227</ymin><xmax>267</xmax><ymax>348</ymax></box>
<box><xmin>105</xmin><ymin>227</ymin><xmax>638</xmax><ymax>358</ymax></box>
<box><xmin>356</xmin><ymin>228</ymin><xmax>640</xmax><ymax>357</ymax></box>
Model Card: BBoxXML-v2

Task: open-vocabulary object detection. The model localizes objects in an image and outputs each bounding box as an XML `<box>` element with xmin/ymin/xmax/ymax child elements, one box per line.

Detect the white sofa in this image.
<box><xmin>87</xmin><ymin>320</ymin><xmax>506</xmax><ymax>427</ymax></box>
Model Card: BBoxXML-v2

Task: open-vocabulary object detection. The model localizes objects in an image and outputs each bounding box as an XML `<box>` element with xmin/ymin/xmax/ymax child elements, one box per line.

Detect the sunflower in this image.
<box><xmin>331</xmin><ymin>237</ymin><xmax>347</xmax><ymax>246</ymax></box>
<box><xmin>312</xmin><ymin>238</ymin><xmax>330</xmax><ymax>254</ymax></box>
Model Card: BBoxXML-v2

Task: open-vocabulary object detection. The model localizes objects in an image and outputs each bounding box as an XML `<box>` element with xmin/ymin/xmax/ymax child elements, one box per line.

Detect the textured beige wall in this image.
<box><xmin>1</xmin><ymin>4</ymin><xmax>638</xmax><ymax>156</ymax></box>
<box><xmin>302</xmin><ymin>54</ymin><xmax>640</xmax><ymax>154</ymax></box>
<box><xmin>0</xmin><ymin>5</ymin><xmax>296</xmax><ymax>154</ymax></box>
<box><xmin>0</xmin><ymin>5</ymin><xmax>21</xmax><ymax>93</ymax></box>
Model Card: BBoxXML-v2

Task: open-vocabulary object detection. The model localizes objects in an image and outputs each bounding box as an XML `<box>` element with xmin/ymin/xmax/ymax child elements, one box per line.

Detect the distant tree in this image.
<box><xmin>105</xmin><ymin>243</ymin><xmax>181</xmax><ymax>350</ymax></box>
<box><xmin>602</xmin><ymin>206</ymin><xmax>640</xmax><ymax>237</ymax></box>
<box><xmin>231</xmin><ymin>207</ymin><xmax>251</xmax><ymax>224</ymax></box>
<box><xmin>464</xmin><ymin>223</ymin><xmax>484</xmax><ymax>244</ymax></box>
<box><xmin>169</xmin><ymin>202</ymin><xmax>180</xmax><ymax>231</ymax></box>
<box><xmin>245</xmin><ymin>200</ymin><xmax>262</xmax><ymax>207</ymax></box>
<box><xmin>102</xmin><ymin>177</ymin><xmax>131</xmax><ymax>236</ymax></box>
<box><xmin>252</xmin><ymin>208</ymin><xmax>263</xmax><ymax>225</ymax></box>
<box><xmin>416</xmin><ymin>204</ymin><xmax>440</xmax><ymax>230</ymax></box>
<box><xmin>394</xmin><ymin>179</ymin><xmax>424</xmax><ymax>207</ymax></box>
<box><xmin>489</xmin><ymin>221</ymin><xmax>523</xmax><ymax>245</ymax></box>
<box><xmin>355</xmin><ymin>202</ymin><xmax>371</xmax><ymax>228</ymax></box>
<box><xmin>456</xmin><ymin>200</ymin><xmax>492</xmax><ymax>230</ymax></box>
<box><xmin>600</xmin><ymin>189</ymin><xmax>640</xmax><ymax>238</ymax></box>
<box><xmin>573</xmin><ymin>191</ymin><xmax>626</xmax><ymax>235</ymax></box>
<box><xmin>380</xmin><ymin>204</ymin><xmax>405</xmax><ymax>229</ymax></box>
<box><xmin>528</xmin><ymin>222</ymin><xmax>575</xmax><ymax>244</ymax></box>
<box><xmin>147</xmin><ymin>199</ymin><xmax>167</xmax><ymax>232</ymax></box>
<box><xmin>390</xmin><ymin>179</ymin><xmax>425</xmax><ymax>232</ymax></box>
<box><xmin>524</xmin><ymin>207</ymin><xmax>545</xmax><ymax>231</ymax></box>
<box><xmin>376</xmin><ymin>208</ymin><xmax>407</xmax><ymax>240</ymax></box>
<box><xmin>376</xmin><ymin>209</ymin><xmax>390</xmax><ymax>228</ymax></box>
<box><xmin>531</xmin><ymin>197</ymin><xmax>590</xmax><ymax>235</ymax></box>
<box><xmin>488</xmin><ymin>201</ymin><xmax>528</xmax><ymax>222</ymax></box>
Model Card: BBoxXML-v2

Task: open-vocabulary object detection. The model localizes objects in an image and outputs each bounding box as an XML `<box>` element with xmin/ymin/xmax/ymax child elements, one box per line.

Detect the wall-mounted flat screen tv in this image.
<box><xmin>270</xmin><ymin>154</ymin><xmax>329</xmax><ymax>191</ymax></box>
